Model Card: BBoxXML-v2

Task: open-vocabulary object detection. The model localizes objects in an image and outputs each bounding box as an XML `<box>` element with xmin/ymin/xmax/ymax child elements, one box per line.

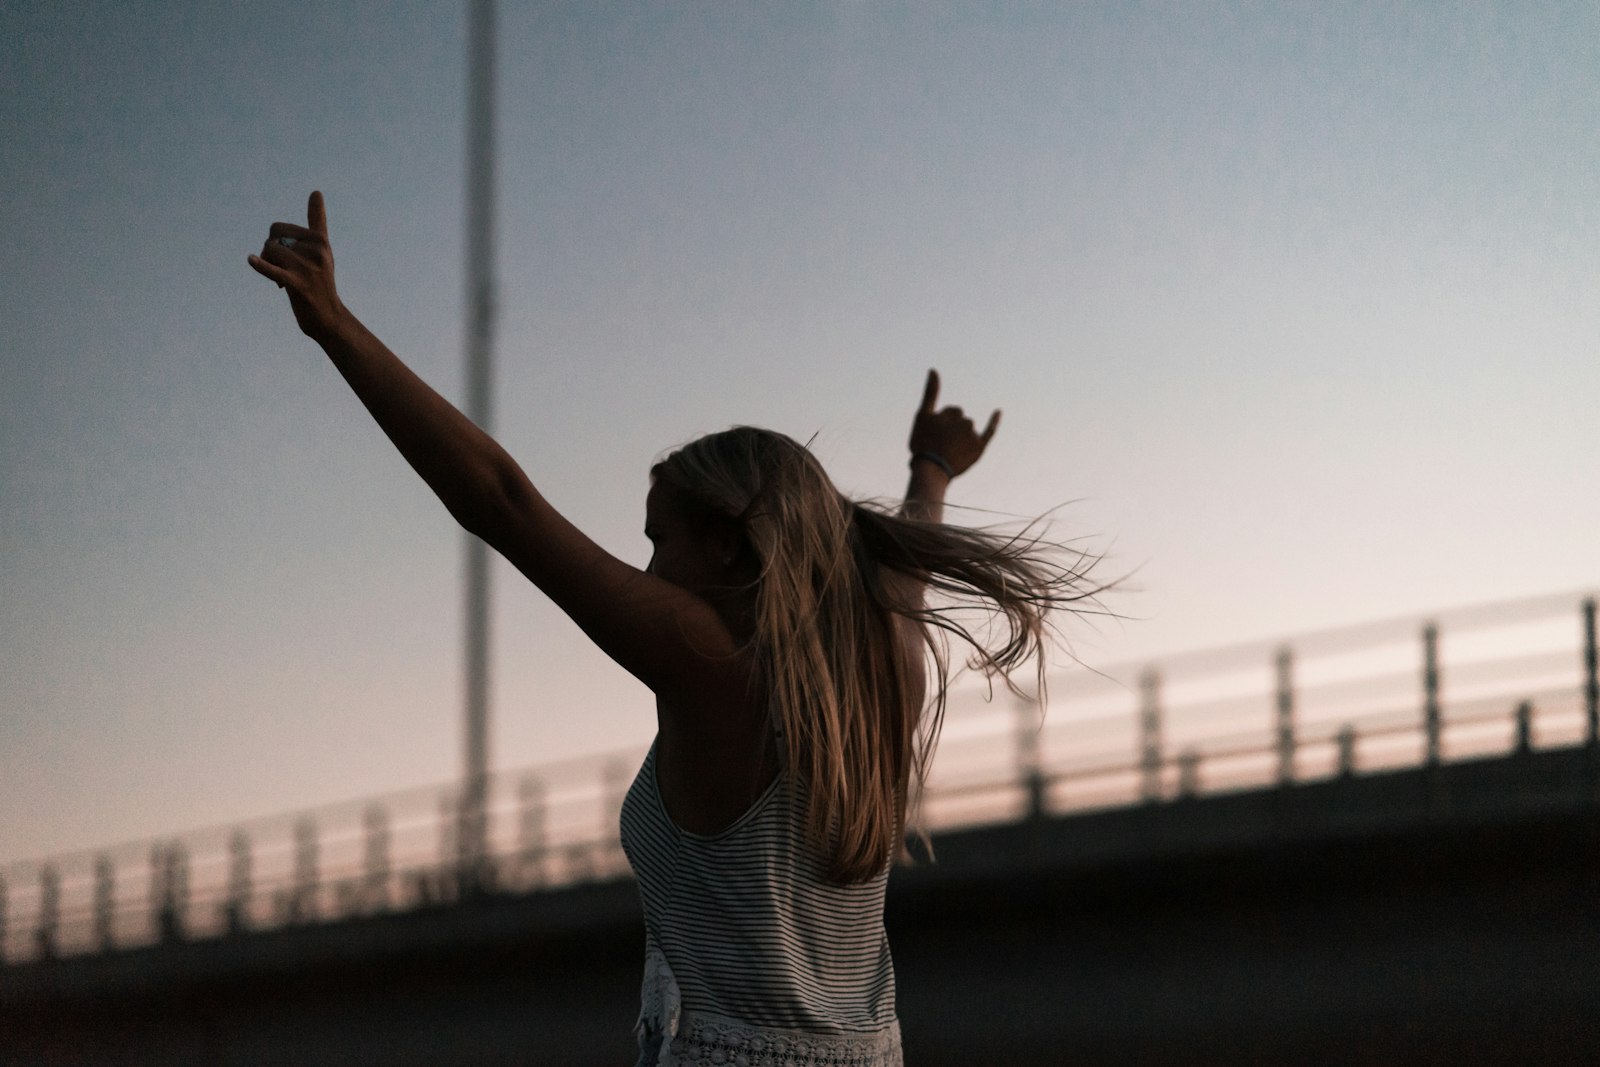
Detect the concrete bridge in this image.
<box><xmin>4</xmin><ymin>592</ymin><xmax>1597</xmax><ymax>1064</ymax></box>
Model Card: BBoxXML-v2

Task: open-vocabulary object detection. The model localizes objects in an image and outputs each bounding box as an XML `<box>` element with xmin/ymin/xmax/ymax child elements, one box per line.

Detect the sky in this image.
<box><xmin>3</xmin><ymin>1</ymin><xmax>1597</xmax><ymax>866</ymax></box>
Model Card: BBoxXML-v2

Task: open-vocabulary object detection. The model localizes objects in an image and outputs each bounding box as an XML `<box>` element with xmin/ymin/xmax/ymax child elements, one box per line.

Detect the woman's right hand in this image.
<box><xmin>247</xmin><ymin>190</ymin><xmax>348</xmax><ymax>343</ymax></box>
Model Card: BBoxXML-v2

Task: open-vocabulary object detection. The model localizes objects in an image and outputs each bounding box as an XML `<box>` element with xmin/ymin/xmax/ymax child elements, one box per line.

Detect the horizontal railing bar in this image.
<box><xmin>6</xmin><ymin>591</ymin><xmax>1594</xmax><ymax>966</ymax></box>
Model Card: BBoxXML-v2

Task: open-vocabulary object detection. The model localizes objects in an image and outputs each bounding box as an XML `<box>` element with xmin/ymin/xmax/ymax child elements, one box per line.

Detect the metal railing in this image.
<box><xmin>3</xmin><ymin>591</ymin><xmax>1594</xmax><ymax>966</ymax></box>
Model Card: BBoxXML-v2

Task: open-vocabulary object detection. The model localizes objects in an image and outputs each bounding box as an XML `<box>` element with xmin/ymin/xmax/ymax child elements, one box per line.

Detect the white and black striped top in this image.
<box><xmin>619</xmin><ymin>738</ymin><xmax>898</xmax><ymax>1035</ymax></box>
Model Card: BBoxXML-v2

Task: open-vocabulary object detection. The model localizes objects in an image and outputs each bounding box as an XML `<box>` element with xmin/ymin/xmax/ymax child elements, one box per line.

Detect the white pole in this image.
<box><xmin>459</xmin><ymin>0</ymin><xmax>497</xmax><ymax>893</ymax></box>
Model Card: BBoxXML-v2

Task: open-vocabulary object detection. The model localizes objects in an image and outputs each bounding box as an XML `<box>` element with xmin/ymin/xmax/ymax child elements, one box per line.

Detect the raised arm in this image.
<box><xmin>247</xmin><ymin>193</ymin><xmax>749</xmax><ymax>706</ymax></box>
<box><xmin>902</xmin><ymin>369</ymin><xmax>1000</xmax><ymax>524</ymax></box>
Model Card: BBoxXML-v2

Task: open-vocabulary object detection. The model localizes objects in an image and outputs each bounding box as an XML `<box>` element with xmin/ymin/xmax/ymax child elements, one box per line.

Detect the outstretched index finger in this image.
<box><xmin>980</xmin><ymin>409</ymin><xmax>1002</xmax><ymax>446</ymax></box>
<box><xmin>919</xmin><ymin>369</ymin><xmax>940</xmax><ymax>414</ymax></box>
<box><xmin>307</xmin><ymin>190</ymin><xmax>328</xmax><ymax>237</ymax></box>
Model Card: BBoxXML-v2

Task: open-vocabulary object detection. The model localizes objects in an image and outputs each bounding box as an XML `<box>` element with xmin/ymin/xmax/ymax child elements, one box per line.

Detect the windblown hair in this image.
<box><xmin>652</xmin><ymin>426</ymin><xmax>1102</xmax><ymax>884</ymax></box>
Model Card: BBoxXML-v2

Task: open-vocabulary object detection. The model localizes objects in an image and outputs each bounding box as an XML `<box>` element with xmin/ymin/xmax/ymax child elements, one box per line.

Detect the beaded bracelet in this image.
<box><xmin>910</xmin><ymin>451</ymin><xmax>955</xmax><ymax>478</ymax></box>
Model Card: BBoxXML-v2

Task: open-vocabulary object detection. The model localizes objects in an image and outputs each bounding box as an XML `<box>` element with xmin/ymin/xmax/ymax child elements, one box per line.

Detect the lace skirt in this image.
<box><xmin>635</xmin><ymin>1009</ymin><xmax>903</xmax><ymax>1067</ymax></box>
<box><xmin>634</xmin><ymin>945</ymin><xmax>902</xmax><ymax>1067</ymax></box>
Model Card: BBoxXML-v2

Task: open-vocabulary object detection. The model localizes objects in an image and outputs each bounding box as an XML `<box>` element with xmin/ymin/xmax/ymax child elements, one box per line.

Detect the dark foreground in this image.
<box><xmin>7</xmin><ymin>747</ymin><xmax>1600</xmax><ymax>1066</ymax></box>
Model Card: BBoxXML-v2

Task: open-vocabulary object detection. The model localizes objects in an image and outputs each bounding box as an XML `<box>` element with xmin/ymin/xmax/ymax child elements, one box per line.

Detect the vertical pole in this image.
<box><xmin>148</xmin><ymin>843</ymin><xmax>166</xmax><ymax>942</ymax></box>
<box><xmin>439</xmin><ymin>792</ymin><xmax>459</xmax><ymax>901</ymax></box>
<box><xmin>0</xmin><ymin>873</ymin><xmax>7</xmax><ymax>965</ymax></box>
<box><xmin>173</xmin><ymin>845</ymin><xmax>189</xmax><ymax>941</ymax></box>
<box><xmin>459</xmin><ymin>0</ymin><xmax>499</xmax><ymax>899</ymax></box>
<box><xmin>1139</xmin><ymin>668</ymin><xmax>1163</xmax><ymax>802</ymax></box>
<box><xmin>363</xmin><ymin>805</ymin><xmax>391</xmax><ymax>913</ymax></box>
<box><xmin>157</xmin><ymin>843</ymin><xmax>187</xmax><ymax>943</ymax></box>
<box><xmin>1275</xmin><ymin>645</ymin><xmax>1295</xmax><ymax>787</ymax></box>
<box><xmin>1336</xmin><ymin>725</ymin><xmax>1357</xmax><ymax>777</ymax></box>
<box><xmin>1176</xmin><ymin>749</ymin><xmax>1200</xmax><ymax>799</ymax></box>
<box><xmin>1583</xmin><ymin>598</ymin><xmax>1597</xmax><ymax>746</ymax></box>
<box><xmin>1423</xmin><ymin>622</ymin><xmax>1441</xmax><ymax>766</ymax></box>
<box><xmin>226</xmin><ymin>830</ymin><xmax>251</xmax><ymax>934</ymax></box>
<box><xmin>37</xmin><ymin>865</ymin><xmax>60</xmax><ymax>959</ymax></box>
<box><xmin>292</xmin><ymin>819</ymin><xmax>318</xmax><ymax>923</ymax></box>
<box><xmin>519</xmin><ymin>776</ymin><xmax>546</xmax><ymax>885</ymax></box>
<box><xmin>1015</xmin><ymin>689</ymin><xmax>1046</xmax><ymax>818</ymax></box>
<box><xmin>602</xmin><ymin>760</ymin><xmax>630</xmax><ymax>875</ymax></box>
<box><xmin>1515</xmin><ymin>701</ymin><xmax>1533</xmax><ymax>755</ymax></box>
<box><xmin>93</xmin><ymin>854</ymin><xmax>115</xmax><ymax>951</ymax></box>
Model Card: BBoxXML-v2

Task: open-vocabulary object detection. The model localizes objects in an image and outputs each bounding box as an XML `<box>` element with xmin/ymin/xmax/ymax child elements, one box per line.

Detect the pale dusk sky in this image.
<box><xmin>3</xmin><ymin>2</ymin><xmax>1596</xmax><ymax>863</ymax></box>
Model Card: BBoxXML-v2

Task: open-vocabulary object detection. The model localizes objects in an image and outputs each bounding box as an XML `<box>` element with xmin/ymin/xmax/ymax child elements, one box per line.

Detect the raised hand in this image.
<box><xmin>247</xmin><ymin>191</ymin><xmax>346</xmax><ymax>343</ymax></box>
<box><xmin>908</xmin><ymin>369</ymin><xmax>1000</xmax><ymax>479</ymax></box>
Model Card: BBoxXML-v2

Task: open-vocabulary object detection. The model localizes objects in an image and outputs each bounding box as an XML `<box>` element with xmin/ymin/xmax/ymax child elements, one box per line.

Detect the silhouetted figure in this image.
<box><xmin>251</xmin><ymin>193</ymin><xmax>1096</xmax><ymax>1066</ymax></box>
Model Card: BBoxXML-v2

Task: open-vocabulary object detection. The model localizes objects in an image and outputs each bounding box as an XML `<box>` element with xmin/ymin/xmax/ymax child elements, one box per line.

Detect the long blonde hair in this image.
<box><xmin>652</xmin><ymin>427</ymin><xmax>1101</xmax><ymax>884</ymax></box>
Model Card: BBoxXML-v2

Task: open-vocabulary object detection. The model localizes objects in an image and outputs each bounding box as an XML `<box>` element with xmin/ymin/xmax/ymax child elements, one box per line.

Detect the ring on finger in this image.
<box><xmin>277</xmin><ymin>236</ymin><xmax>297</xmax><ymax>249</ymax></box>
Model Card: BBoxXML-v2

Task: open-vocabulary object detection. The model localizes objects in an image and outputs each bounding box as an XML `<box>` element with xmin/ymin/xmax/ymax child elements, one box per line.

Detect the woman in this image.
<box><xmin>250</xmin><ymin>193</ymin><xmax>1098</xmax><ymax>1066</ymax></box>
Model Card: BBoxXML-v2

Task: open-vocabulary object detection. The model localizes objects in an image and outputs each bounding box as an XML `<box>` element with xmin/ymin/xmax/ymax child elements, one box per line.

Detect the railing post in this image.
<box><xmin>1176</xmin><ymin>749</ymin><xmax>1201</xmax><ymax>799</ymax></box>
<box><xmin>1423</xmin><ymin>622</ymin><xmax>1441</xmax><ymax>766</ymax></box>
<box><xmin>602</xmin><ymin>759</ymin><xmax>630</xmax><ymax>875</ymax></box>
<box><xmin>407</xmin><ymin>869</ymin><xmax>438</xmax><ymax>909</ymax></box>
<box><xmin>1584</xmin><ymin>597</ymin><xmax>1597</xmax><ymax>746</ymax></box>
<box><xmin>363</xmin><ymin>805</ymin><xmax>391</xmax><ymax>913</ymax></box>
<box><xmin>155</xmin><ymin>842</ymin><xmax>188</xmax><ymax>943</ymax></box>
<box><xmin>1275</xmin><ymin>645</ymin><xmax>1295</xmax><ymax>786</ymax></box>
<box><xmin>36</xmin><ymin>865</ymin><xmax>59</xmax><ymax>959</ymax></box>
<box><xmin>1015</xmin><ymin>689</ymin><xmax>1046</xmax><ymax>819</ymax></box>
<box><xmin>438</xmin><ymin>792</ymin><xmax>459</xmax><ymax>901</ymax></box>
<box><xmin>519</xmin><ymin>776</ymin><xmax>546</xmax><ymax>886</ymax></box>
<box><xmin>226</xmin><ymin>830</ymin><xmax>251</xmax><ymax>934</ymax></box>
<box><xmin>1139</xmin><ymin>668</ymin><xmax>1163</xmax><ymax>802</ymax></box>
<box><xmin>566</xmin><ymin>840</ymin><xmax>594</xmax><ymax>883</ymax></box>
<box><xmin>1515</xmin><ymin>701</ymin><xmax>1534</xmax><ymax>755</ymax></box>
<box><xmin>1336</xmin><ymin>725</ymin><xmax>1357</xmax><ymax>777</ymax></box>
<box><xmin>148</xmin><ymin>844</ymin><xmax>165</xmax><ymax>941</ymax></box>
<box><xmin>458</xmin><ymin>773</ymin><xmax>492</xmax><ymax>898</ymax></box>
<box><xmin>94</xmin><ymin>854</ymin><xmax>115</xmax><ymax>951</ymax></box>
<box><xmin>291</xmin><ymin>818</ymin><xmax>318</xmax><ymax>923</ymax></box>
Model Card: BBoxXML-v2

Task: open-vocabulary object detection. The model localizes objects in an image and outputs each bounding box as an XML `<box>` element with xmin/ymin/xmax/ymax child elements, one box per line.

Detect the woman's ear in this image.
<box><xmin>716</xmin><ymin>524</ymin><xmax>743</xmax><ymax>567</ymax></box>
<box><xmin>714</xmin><ymin>522</ymin><xmax>755</xmax><ymax>578</ymax></box>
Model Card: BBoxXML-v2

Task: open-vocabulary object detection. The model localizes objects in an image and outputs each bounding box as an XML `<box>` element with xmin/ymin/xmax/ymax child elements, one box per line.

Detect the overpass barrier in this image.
<box><xmin>3</xmin><ymin>590</ymin><xmax>1594</xmax><ymax>966</ymax></box>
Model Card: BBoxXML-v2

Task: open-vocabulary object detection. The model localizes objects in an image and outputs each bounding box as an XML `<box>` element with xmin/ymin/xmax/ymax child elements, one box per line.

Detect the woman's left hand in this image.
<box><xmin>247</xmin><ymin>190</ymin><xmax>348</xmax><ymax>344</ymax></box>
<box><xmin>908</xmin><ymin>369</ymin><xmax>1000</xmax><ymax>478</ymax></box>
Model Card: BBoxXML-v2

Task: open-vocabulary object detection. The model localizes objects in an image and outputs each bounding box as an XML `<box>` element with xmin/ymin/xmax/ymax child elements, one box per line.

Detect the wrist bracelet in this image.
<box><xmin>910</xmin><ymin>451</ymin><xmax>955</xmax><ymax>479</ymax></box>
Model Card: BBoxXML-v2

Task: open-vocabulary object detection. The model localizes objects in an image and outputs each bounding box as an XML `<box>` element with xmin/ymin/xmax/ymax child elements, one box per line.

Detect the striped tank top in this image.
<box><xmin>619</xmin><ymin>738</ymin><xmax>902</xmax><ymax>1067</ymax></box>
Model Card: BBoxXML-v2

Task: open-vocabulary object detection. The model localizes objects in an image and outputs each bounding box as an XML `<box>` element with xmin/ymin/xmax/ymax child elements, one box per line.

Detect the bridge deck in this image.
<box><xmin>5</xmin><ymin>745</ymin><xmax>1600</xmax><ymax>1065</ymax></box>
